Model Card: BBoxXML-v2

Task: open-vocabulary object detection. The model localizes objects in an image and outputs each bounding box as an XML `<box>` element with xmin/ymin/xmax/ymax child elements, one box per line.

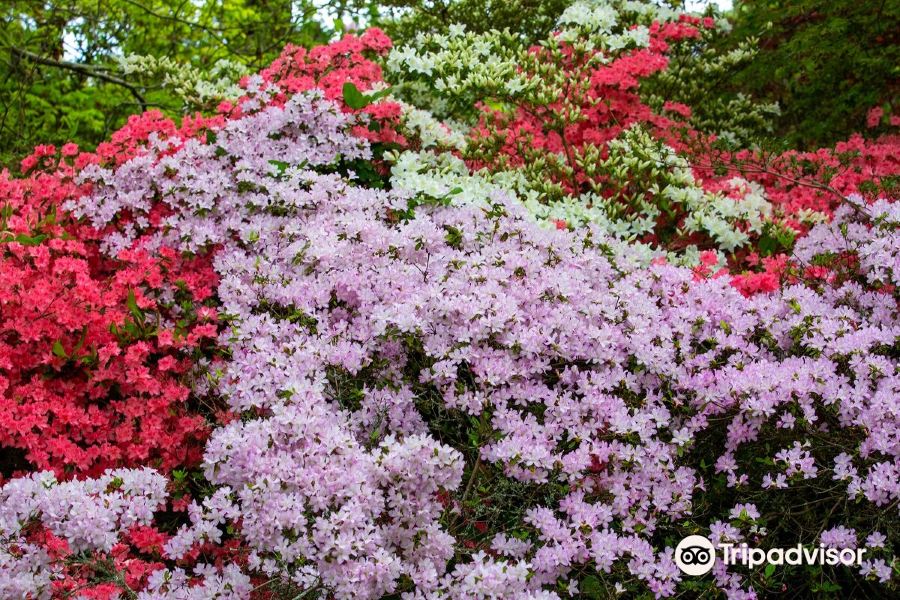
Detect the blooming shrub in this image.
<box><xmin>636</xmin><ymin>4</ymin><xmax>782</xmax><ymax>148</ymax></box>
<box><xmin>43</xmin><ymin>76</ymin><xmax>899</xmax><ymax>597</ymax></box>
<box><xmin>0</xmin><ymin>151</ymin><xmax>217</xmax><ymax>479</ymax></box>
<box><xmin>387</xmin><ymin>0</ymin><xmax>900</xmax><ymax>277</ymax></box>
<box><xmin>0</xmin><ymin>8</ymin><xmax>898</xmax><ymax>600</ymax></box>
<box><xmin>250</xmin><ymin>27</ymin><xmax>405</xmax><ymax>148</ymax></box>
<box><xmin>703</xmin><ymin>129</ymin><xmax>900</xmax><ymax>294</ymax></box>
<box><xmin>714</xmin><ymin>133</ymin><xmax>900</xmax><ymax>219</ymax></box>
<box><xmin>0</xmin><ymin>468</ymin><xmax>168</xmax><ymax>598</ymax></box>
<box><xmin>386</xmin><ymin>2</ymin><xmax>782</xmax><ymax>262</ymax></box>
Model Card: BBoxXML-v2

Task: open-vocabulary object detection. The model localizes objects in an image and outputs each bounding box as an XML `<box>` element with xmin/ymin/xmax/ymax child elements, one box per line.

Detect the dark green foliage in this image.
<box><xmin>370</xmin><ymin>0</ymin><xmax>571</xmax><ymax>45</ymax></box>
<box><xmin>0</xmin><ymin>1</ymin><xmax>331</xmax><ymax>169</ymax></box>
<box><xmin>726</xmin><ymin>0</ymin><xmax>899</xmax><ymax>148</ymax></box>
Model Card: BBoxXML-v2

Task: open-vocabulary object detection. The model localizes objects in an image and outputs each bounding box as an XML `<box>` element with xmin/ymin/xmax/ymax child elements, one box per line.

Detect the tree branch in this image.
<box><xmin>10</xmin><ymin>47</ymin><xmax>147</xmax><ymax>111</ymax></box>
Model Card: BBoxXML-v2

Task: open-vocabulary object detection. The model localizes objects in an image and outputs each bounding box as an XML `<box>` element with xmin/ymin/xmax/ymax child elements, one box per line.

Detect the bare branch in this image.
<box><xmin>10</xmin><ymin>47</ymin><xmax>147</xmax><ymax>111</ymax></box>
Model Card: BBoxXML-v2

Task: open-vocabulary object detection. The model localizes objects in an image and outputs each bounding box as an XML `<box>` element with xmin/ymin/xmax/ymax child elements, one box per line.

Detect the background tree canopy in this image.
<box><xmin>1</xmin><ymin>0</ymin><xmax>897</xmax><ymax>168</ymax></box>
<box><xmin>725</xmin><ymin>0</ymin><xmax>899</xmax><ymax>148</ymax></box>
<box><xmin>0</xmin><ymin>0</ymin><xmax>333</xmax><ymax>167</ymax></box>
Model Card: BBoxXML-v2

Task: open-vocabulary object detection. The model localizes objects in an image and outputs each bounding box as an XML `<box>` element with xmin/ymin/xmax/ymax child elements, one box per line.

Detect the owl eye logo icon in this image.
<box><xmin>675</xmin><ymin>535</ymin><xmax>716</xmax><ymax>576</ymax></box>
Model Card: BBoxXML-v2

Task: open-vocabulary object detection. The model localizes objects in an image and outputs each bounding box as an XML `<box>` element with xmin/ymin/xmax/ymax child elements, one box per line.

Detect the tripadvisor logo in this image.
<box><xmin>675</xmin><ymin>535</ymin><xmax>716</xmax><ymax>575</ymax></box>
<box><xmin>675</xmin><ymin>535</ymin><xmax>867</xmax><ymax>576</ymax></box>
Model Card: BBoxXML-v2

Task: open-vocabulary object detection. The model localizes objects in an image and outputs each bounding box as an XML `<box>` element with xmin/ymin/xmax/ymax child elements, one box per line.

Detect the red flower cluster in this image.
<box><xmin>242</xmin><ymin>28</ymin><xmax>405</xmax><ymax>146</ymax></box>
<box><xmin>710</xmin><ymin>129</ymin><xmax>899</xmax><ymax>294</ymax></box>
<box><xmin>0</xmin><ymin>152</ymin><xmax>218</xmax><ymax>479</ymax></box>
<box><xmin>459</xmin><ymin>13</ymin><xmax>898</xmax><ymax>293</ymax></box>
<box><xmin>14</xmin><ymin>521</ymin><xmax>247</xmax><ymax>599</ymax></box>
<box><xmin>726</xmin><ymin>132</ymin><xmax>900</xmax><ymax>219</ymax></box>
<box><xmin>467</xmin><ymin>17</ymin><xmax>706</xmax><ymax>189</ymax></box>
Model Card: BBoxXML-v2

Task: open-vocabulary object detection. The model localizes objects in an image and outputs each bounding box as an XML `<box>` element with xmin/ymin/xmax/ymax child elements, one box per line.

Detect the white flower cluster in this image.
<box><xmin>557</xmin><ymin>0</ymin><xmax>650</xmax><ymax>50</ymax></box>
<box><xmin>117</xmin><ymin>54</ymin><xmax>247</xmax><ymax>108</ymax></box>
<box><xmin>387</xmin><ymin>26</ymin><xmax>530</xmax><ymax>119</ymax></box>
<box><xmin>680</xmin><ymin>178</ymin><xmax>772</xmax><ymax>251</ymax></box>
<box><xmin>388</xmin><ymin>149</ymin><xmax>504</xmax><ymax>207</ymax></box>
<box><xmin>619</xmin><ymin>0</ymin><xmax>680</xmax><ymax>21</ymax></box>
<box><xmin>395</xmin><ymin>101</ymin><xmax>467</xmax><ymax>150</ymax></box>
<box><xmin>522</xmin><ymin>126</ymin><xmax>770</xmax><ymax>251</ymax></box>
<box><xmin>558</xmin><ymin>2</ymin><xmax>618</xmax><ymax>30</ymax></box>
<box><xmin>387</xmin><ymin>26</ymin><xmax>523</xmax><ymax>89</ymax></box>
<box><xmin>387</xmin><ymin>145</ymin><xmax>746</xmax><ymax>269</ymax></box>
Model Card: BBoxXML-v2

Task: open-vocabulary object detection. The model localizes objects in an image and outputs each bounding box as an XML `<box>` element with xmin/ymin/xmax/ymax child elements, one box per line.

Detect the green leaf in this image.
<box><xmin>343</xmin><ymin>82</ymin><xmax>370</xmax><ymax>110</ymax></box>
<box><xmin>268</xmin><ymin>159</ymin><xmax>289</xmax><ymax>174</ymax></box>
<box><xmin>342</xmin><ymin>82</ymin><xmax>392</xmax><ymax>110</ymax></box>
<box><xmin>3</xmin><ymin>233</ymin><xmax>49</xmax><ymax>246</ymax></box>
<box><xmin>368</xmin><ymin>427</ymin><xmax>381</xmax><ymax>445</ymax></box>
<box><xmin>126</xmin><ymin>289</ymin><xmax>144</xmax><ymax>325</ymax></box>
<box><xmin>72</xmin><ymin>325</ymin><xmax>88</xmax><ymax>354</ymax></box>
<box><xmin>52</xmin><ymin>340</ymin><xmax>67</xmax><ymax>358</ymax></box>
<box><xmin>468</xmin><ymin>430</ymin><xmax>479</xmax><ymax>447</ymax></box>
<box><xmin>764</xmin><ymin>563</ymin><xmax>776</xmax><ymax>578</ymax></box>
<box><xmin>580</xmin><ymin>575</ymin><xmax>604</xmax><ymax>598</ymax></box>
<box><xmin>444</xmin><ymin>225</ymin><xmax>464</xmax><ymax>249</ymax></box>
<box><xmin>758</xmin><ymin>233</ymin><xmax>777</xmax><ymax>256</ymax></box>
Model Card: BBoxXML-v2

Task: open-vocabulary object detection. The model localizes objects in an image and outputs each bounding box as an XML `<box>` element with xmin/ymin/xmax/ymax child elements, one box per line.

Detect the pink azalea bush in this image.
<box><xmin>0</xmin><ymin>6</ymin><xmax>898</xmax><ymax>599</ymax></box>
